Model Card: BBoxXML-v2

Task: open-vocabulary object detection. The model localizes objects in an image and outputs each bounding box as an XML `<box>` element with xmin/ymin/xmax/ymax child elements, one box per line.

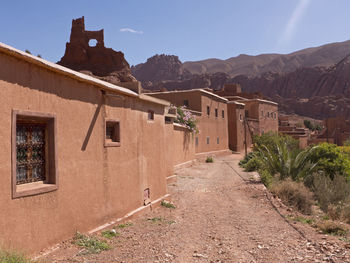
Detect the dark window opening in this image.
<box><xmin>183</xmin><ymin>100</ymin><xmax>189</xmax><ymax>107</ymax></box>
<box><xmin>215</xmin><ymin>108</ymin><xmax>218</xmax><ymax>117</ymax></box>
<box><xmin>217</xmin><ymin>137</ymin><xmax>220</xmax><ymax>144</ymax></box>
<box><xmin>206</xmin><ymin>136</ymin><xmax>210</xmax><ymax>144</ymax></box>
<box><xmin>207</xmin><ymin>106</ymin><xmax>210</xmax><ymax>116</ymax></box>
<box><xmin>148</xmin><ymin>110</ymin><xmax>154</xmax><ymax>120</ymax></box>
<box><xmin>222</xmin><ymin>110</ymin><xmax>225</xmax><ymax>118</ymax></box>
<box><xmin>105</xmin><ymin>121</ymin><xmax>120</xmax><ymax>145</ymax></box>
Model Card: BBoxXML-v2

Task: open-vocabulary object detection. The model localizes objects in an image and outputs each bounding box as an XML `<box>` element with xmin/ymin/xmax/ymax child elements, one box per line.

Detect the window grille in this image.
<box><xmin>16</xmin><ymin>123</ymin><xmax>46</xmax><ymax>185</ymax></box>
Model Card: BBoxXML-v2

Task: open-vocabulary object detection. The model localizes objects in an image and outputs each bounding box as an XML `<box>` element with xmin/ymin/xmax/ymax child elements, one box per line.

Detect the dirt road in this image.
<box><xmin>41</xmin><ymin>154</ymin><xmax>350</xmax><ymax>262</ymax></box>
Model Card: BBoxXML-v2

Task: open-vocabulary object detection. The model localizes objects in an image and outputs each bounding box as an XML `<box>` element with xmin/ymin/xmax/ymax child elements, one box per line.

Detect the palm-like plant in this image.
<box><xmin>257</xmin><ymin>141</ymin><xmax>319</xmax><ymax>181</ymax></box>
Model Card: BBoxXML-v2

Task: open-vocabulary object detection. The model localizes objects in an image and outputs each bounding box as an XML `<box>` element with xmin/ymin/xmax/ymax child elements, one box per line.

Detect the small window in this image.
<box><xmin>206</xmin><ymin>136</ymin><xmax>210</xmax><ymax>144</ymax></box>
<box><xmin>261</xmin><ymin>110</ymin><xmax>264</xmax><ymax>117</ymax></box>
<box><xmin>12</xmin><ymin>110</ymin><xmax>58</xmax><ymax>198</ymax></box>
<box><xmin>148</xmin><ymin>110</ymin><xmax>154</xmax><ymax>121</ymax></box>
<box><xmin>183</xmin><ymin>100</ymin><xmax>189</xmax><ymax>107</ymax></box>
<box><xmin>195</xmin><ymin>137</ymin><xmax>199</xmax><ymax>146</ymax></box>
<box><xmin>105</xmin><ymin>120</ymin><xmax>121</xmax><ymax>147</ymax></box>
<box><xmin>274</xmin><ymin>113</ymin><xmax>276</xmax><ymax>119</ymax></box>
<box><xmin>215</xmin><ymin>108</ymin><xmax>218</xmax><ymax>118</ymax></box>
<box><xmin>207</xmin><ymin>106</ymin><xmax>210</xmax><ymax>116</ymax></box>
<box><xmin>222</xmin><ymin>110</ymin><xmax>225</xmax><ymax>118</ymax></box>
<box><xmin>267</xmin><ymin>112</ymin><xmax>270</xmax><ymax>118</ymax></box>
<box><xmin>239</xmin><ymin>114</ymin><xmax>242</xmax><ymax>121</ymax></box>
<box><xmin>165</xmin><ymin>116</ymin><xmax>172</xmax><ymax>123</ymax></box>
<box><xmin>217</xmin><ymin>137</ymin><xmax>220</xmax><ymax>144</ymax></box>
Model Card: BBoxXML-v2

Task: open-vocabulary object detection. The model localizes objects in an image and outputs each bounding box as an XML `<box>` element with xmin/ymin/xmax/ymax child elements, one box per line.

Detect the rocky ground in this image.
<box><xmin>39</xmin><ymin>154</ymin><xmax>350</xmax><ymax>263</ymax></box>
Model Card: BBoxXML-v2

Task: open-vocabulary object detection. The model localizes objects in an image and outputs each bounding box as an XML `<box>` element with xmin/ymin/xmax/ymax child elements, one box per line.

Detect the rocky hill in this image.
<box><xmin>183</xmin><ymin>40</ymin><xmax>350</xmax><ymax>77</ymax></box>
<box><xmin>132</xmin><ymin>42</ymin><xmax>350</xmax><ymax>120</ymax></box>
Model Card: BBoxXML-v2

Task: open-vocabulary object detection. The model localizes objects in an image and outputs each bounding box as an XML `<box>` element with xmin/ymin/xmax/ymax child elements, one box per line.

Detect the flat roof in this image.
<box><xmin>236</xmin><ymin>98</ymin><xmax>278</xmax><ymax>106</ymax></box>
<box><xmin>227</xmin><ymin>101</ymin><xmax>245</xmax><ymax>106</ymax></box>
<box><xmin>0</xmin><ymin>42</ymin><xmax>168</xmax><ymax>107</ymax></box>
<box><xmin>147</xmin><ymin>89</ymin><xmax>228</xmax><ymax>103</ymax></box>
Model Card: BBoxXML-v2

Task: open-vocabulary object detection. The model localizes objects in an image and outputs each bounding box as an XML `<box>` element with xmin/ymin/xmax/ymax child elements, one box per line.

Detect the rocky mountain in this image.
<box><xmin>132</xmin><ymin>43</ymin><xmax>350</xmax><ymax>120</ymax></box>
<box><xmin>183</xmin><ymin>40</ymin><xmax>350</xmax><ymax>77</ymax></box>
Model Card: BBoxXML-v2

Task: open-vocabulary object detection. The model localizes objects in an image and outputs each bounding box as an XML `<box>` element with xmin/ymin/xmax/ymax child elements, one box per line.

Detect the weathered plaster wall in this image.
<box><xmin>227</xmin><ymin>103</ymin><xmax>245</xmax><ymax>152</ymax></box>
<box><xmin>0</xmin><ymin>52</ymin><xmax>167</xmax><ymax>253</ymax></box>
<box><xmin>196</xmin><ymin>94</ymin><xmax>228</xmax><ymax>153</ymax></box>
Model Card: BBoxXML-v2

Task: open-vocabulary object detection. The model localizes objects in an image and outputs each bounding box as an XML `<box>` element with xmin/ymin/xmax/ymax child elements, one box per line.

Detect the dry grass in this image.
<box><xmin>270</xmin><ymin>179</ymin><xmax>313</xmax><ymax>214</ymax></box>
<box><xmin>316</xmin><ymin>220</ymin><xmax>348</xmax><ymax>236</ymax></box>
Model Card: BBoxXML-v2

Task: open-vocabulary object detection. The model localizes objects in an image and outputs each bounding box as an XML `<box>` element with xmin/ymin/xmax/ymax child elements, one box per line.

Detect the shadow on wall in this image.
<box><xmin>183</xmin><ymin>129</ymin><xmax>192</xmax><ymax>151</ymax></box>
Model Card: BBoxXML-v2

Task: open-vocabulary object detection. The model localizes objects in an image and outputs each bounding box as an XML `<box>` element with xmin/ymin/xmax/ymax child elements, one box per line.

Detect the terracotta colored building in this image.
<box><xmin>318</xmin><ymin>117</ymin><xmax>350</xmax><ymax>145</ymax></box>
<box><xmin>0</xmin><ymin>43</ymin><xmax>174</xmax><ymax>253</ymax></box>
<box><xmin>214</xmin><ymin>84</ymin><xmax>279</xmax><ymax>153</ymax></box>
<box><xmin>148</xmin><ymin>89</ymin><xmax>229</xmax><ymax>155</ymax></box>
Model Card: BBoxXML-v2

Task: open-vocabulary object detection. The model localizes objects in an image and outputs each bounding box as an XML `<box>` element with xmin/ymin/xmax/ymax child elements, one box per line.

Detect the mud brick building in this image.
<box><xmin>0</xmin><ymin>42</ymin><xmax>174</xmax><ymax>252</ymax></box>
<box><xmin>214</xmin><ymin>84</ymin><xmax>279</xmax><ymax>153</ymax></box>
<box><xmin>148</xmin><ymin>89</ymin><xmax>229</xmax><ymax>155</ymax></box>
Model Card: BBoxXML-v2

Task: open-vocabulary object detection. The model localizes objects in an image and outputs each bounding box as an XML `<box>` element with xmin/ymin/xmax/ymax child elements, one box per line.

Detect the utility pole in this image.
<box><xmin>244</xmin><ymin>117</ymin><xmax>247</xmax><ymax>158</ymax></box>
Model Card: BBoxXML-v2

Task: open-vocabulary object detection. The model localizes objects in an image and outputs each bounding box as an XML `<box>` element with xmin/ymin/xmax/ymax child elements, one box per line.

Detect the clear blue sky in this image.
<box><xmin>1</xmin><ymin>0</ymin><xmax>350</xmax><ymax>66</ymax></box>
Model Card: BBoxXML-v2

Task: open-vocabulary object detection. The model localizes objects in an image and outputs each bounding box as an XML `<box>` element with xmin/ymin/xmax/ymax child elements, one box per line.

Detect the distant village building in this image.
<box><xmin>148</xmin><ymin>89</ymin><xmax>229</xmax><ymax>155</ymax></box>
<box><xmin>316</xmin><ymin>117</ymin><xmax>350</xmax><ymax>145</ymax></box>
<box><xmin>214</xmin><ymin>84</ymin><xmax>279</xmax><ymax>153</ymax></box>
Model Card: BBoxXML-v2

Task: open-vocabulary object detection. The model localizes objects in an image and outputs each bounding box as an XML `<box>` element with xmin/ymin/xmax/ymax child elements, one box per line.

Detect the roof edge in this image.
<box><xmin>0</xmin><ymin>42</ymin><xmax>138</xmax><ymax>98</ymax></box>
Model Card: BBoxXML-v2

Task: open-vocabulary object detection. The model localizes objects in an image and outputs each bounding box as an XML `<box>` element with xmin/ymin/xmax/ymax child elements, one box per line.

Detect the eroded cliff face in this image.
<box><xmin>135</xmin><ymin>52</ymin><xmax>350</xmax><ymax>120</ymax></box>
<box><xmin>58</xmin><ymin>16</ymin><xmax>136</xmax><ymax>85</ymax></box>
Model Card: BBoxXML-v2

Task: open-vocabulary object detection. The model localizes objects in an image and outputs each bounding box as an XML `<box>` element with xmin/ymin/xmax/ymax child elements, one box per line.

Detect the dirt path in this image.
<box><xmin>41</xmin><ymin>154</ymin><xmax>350</xmax><ymax>263</ymax></box>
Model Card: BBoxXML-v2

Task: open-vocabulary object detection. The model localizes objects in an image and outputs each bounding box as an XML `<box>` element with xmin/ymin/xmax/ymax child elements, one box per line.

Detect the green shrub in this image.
<box><xmin>244</xmin><ymin>156</ymin><xmax>261</xmax><ymax>172</ymax></box>
<box><xmin>308</xmin><ymin>143</ymin><xmax>350</xmax><ymax>179</ymax></box>
<box><xmin>312</xmin><ymin>173</ymin><xmax>350</xmax><ymax>212</ymax></box>
<box><xmin>0</xmin><ymin>250</ymin><xmax>33</xmax><ymax>263</ymax></box>
<box><xmin>253</xmin><ymin>132</ymin><xmax>299</xmax><ymax>154</ymax></box>
<box><xmin>239</xmin><ymin>152</ymin><xmax>255</xmax><ymax>166</ymax></box>
<box><xmin>257</xmin><ymin>140</ymin><xmax>318</xmax><ymax>181</ymax></box>
<box><xmin>205</xmin><ymin>157</ymin><xmax>213</xmax><ymax>163</ymax></box>
<box><xmin>270</xmin><ymin>179</ymin><xmax>313</xmax><ymax>214</ymax></box>
<box><xmin>101</xmin><ymin>229</ymin><xmax>119</xmax><ymax>239</ymax></box>
<box><xmin>259</xmin><ymin>168</ymin><xmax>273</xmax><ymax>187</ymax></box>
<box><xmin>73</xmin><ymin>232</ymin><xmax>111</xmax><ymax>254</ymax></box>
<box><xmin>161</xmin><ymin>200</ymin><xmax>176</xmax><ymax>209</ymax></box>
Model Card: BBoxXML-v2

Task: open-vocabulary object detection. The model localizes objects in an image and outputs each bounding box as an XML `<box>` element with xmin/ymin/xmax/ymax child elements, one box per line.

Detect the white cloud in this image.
<box><xmin>120</xmin><ymin>28</ymin><xmax>143</xmax><ymax>34</ymax></box>
<box><xmin>278</xmin><ymin>0</ymin><xmax>311</xmax><ymax>48</ymax></box>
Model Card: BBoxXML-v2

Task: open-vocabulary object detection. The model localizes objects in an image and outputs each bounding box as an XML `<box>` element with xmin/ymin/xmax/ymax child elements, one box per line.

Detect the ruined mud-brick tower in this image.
<box><xmin>58</xmin><ymin>16</ymin><xmax>136</xmax><ymax>84</ymax></box>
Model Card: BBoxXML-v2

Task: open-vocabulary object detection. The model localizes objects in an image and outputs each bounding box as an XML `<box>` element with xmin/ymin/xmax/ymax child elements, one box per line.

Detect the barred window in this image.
<box><xmin>16</xmin><ymin>123</ymin><xmax>46</xmax><ymax>184</ymax></box>
<box><xmin>12</xmin><ymin>110</ymin><xmax>58</xmax><ymax>198</ymax></box>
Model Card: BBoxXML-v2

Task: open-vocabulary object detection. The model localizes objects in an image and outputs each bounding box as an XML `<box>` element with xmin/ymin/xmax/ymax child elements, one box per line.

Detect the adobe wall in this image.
<box><xmin>196</xmin><ymin>94</ymin><xmax>229</xmax><ymax>153</ymax></box>
<box><xmin>148</xmin><ymin>91</ymin><xmax>202</xmax><ymax>112</ymax></box>
<box><xmin>167</xmin><ymin>124</ymin><xmax>196</xmax><ymax>166</ymax></box>
<box><xmin>0</xmin><ymin>52</ymin><xmax>167</xmax><ymax>253</ymax></box>
<box><xmin>258</xmin><ymin>103</ymin><xmax>278</xmax><ymax>134</ymax></box>
<box><xmin>227</xmin><ymin>103</ymin><xmax>245</xmax><ymax>152</ymax></box>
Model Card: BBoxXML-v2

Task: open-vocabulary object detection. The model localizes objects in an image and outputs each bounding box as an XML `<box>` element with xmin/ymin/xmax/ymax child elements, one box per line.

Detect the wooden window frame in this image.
<box><xmin>215</xmin><ymin>108</ymin><xmax>218</xmax><ymax>118</ymax></box>
<box><xmin>207</xmin><ymin>106</ymin><xmax>210</xmax><ymax>116</ymax></box>
<box><xmin>12</xmin><ymin>110</ymin><xmax>58</xmax><ymax>199</ymax></box>
<box><xmin>104</xmin><ymin>119</ymin><xmax>121</xmax><ymax>147</ymax></box>
<box><xmin>222</xmin><ymin>110</ymin><xmax>225</xmax><ymax>119</ymax></box>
